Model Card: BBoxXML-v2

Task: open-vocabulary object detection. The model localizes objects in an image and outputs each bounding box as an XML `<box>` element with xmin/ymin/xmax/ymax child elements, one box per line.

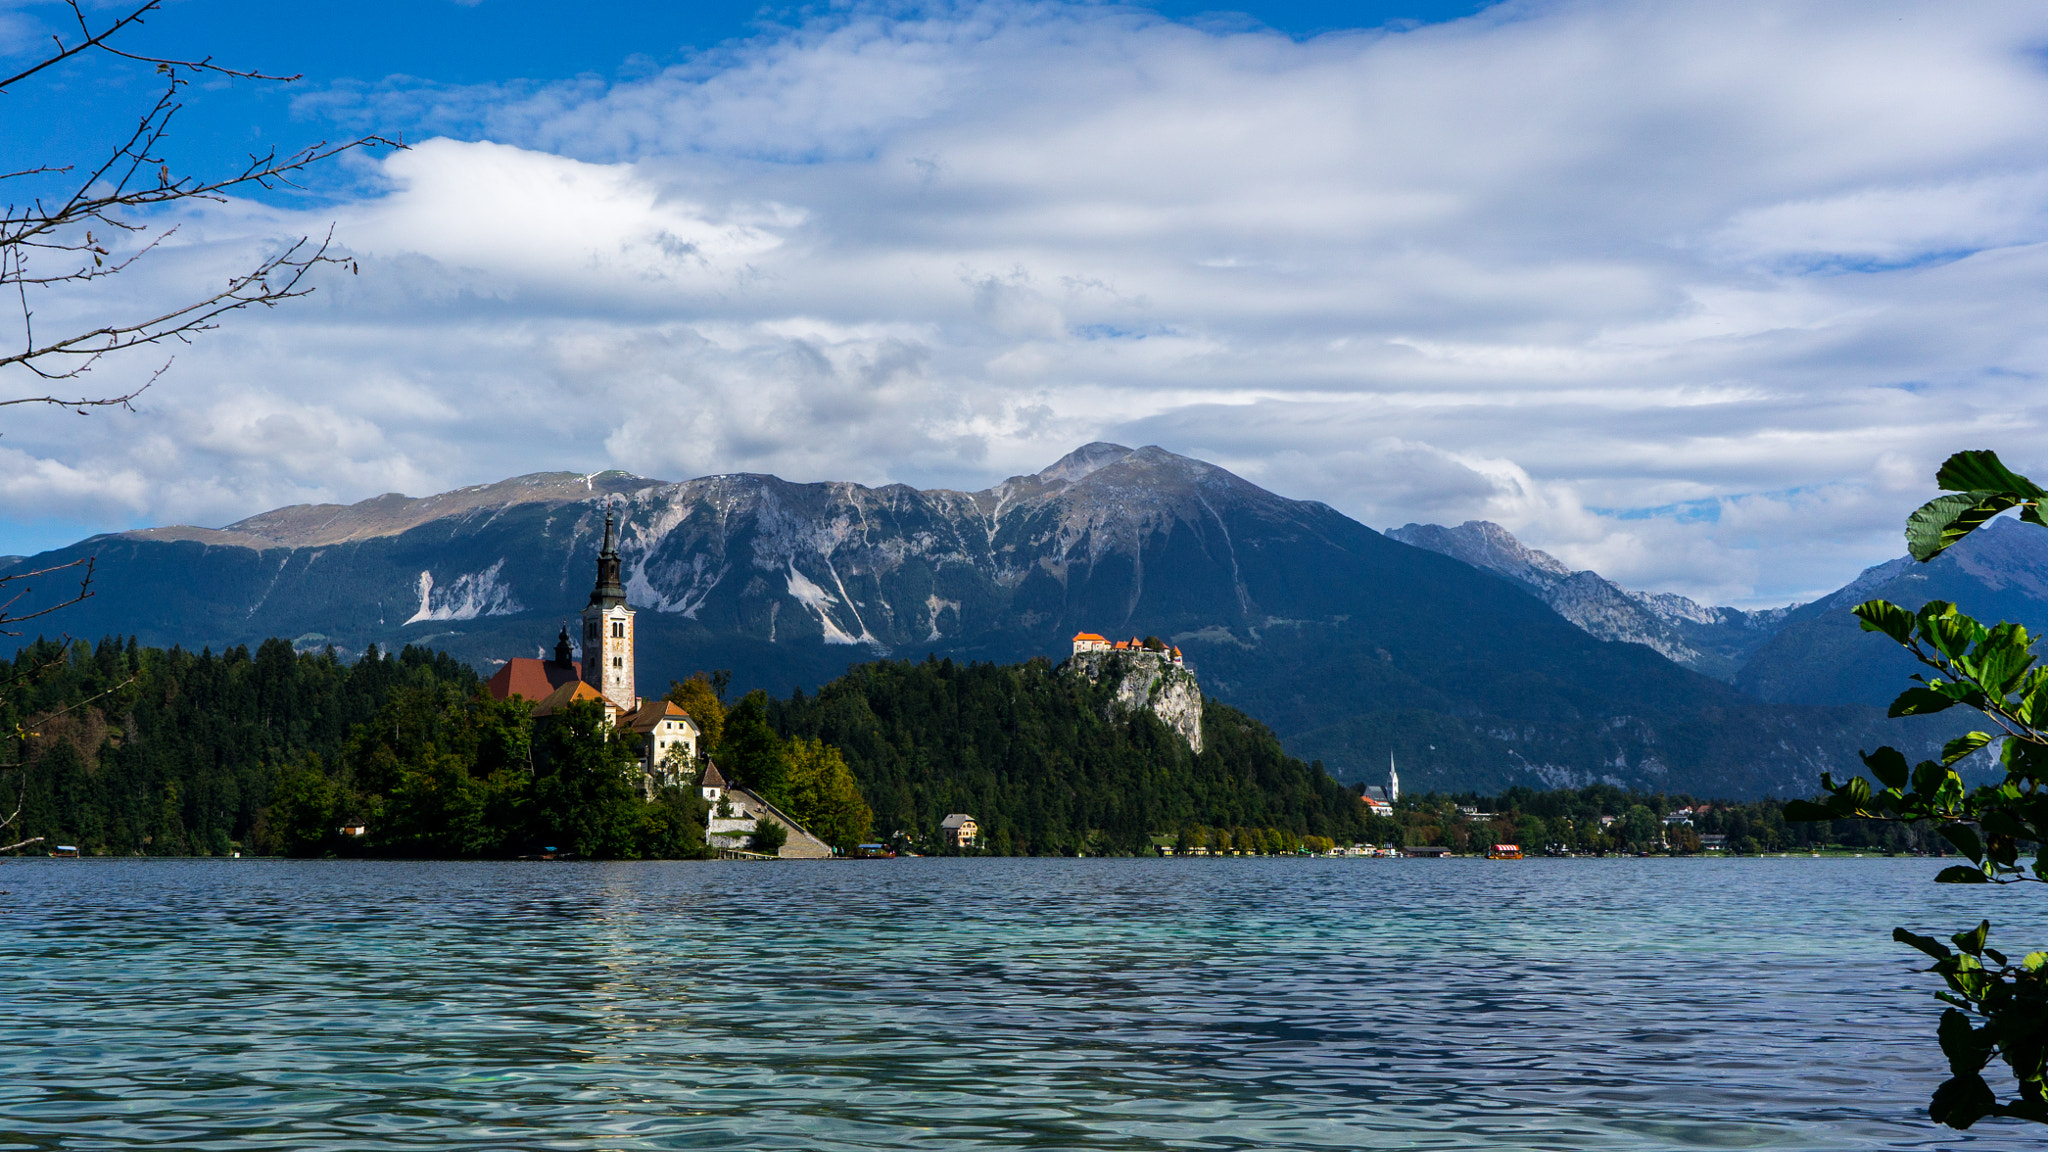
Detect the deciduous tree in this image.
<box><xmin>1791</xmin><ymin>449</ymin><xmax>2048</xmax><ymax>1129</ymax></box>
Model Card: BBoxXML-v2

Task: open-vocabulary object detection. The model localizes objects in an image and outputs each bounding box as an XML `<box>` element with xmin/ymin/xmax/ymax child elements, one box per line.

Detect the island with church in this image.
<box><xmin>6</xmin><ymin>501</ymin><xmax>1404</xmax><ymax>860</ymax></box>
<box><xmin>481</xmin><ymin>508</ymin><xmax>836</xmax><ymax>859</ymax></box>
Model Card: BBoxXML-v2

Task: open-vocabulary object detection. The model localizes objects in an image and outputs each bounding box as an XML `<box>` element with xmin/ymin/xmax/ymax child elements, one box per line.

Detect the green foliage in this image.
<box><xmin>665</xmin><ymin>673</ymin><xmax>726</xmax><ymax>752</ymax></box>
<box><xmin>1800</xmin><ymin>449</ymin><xmax>2048</xmax><ymax>1129</ymax></box>
<box><xmin>1905</xmin><ymin>449</ymin><xmax>2048</xmax><ymax>562</ymax></box>
<box><xmin>0</xmin><ymin>635</ymin><xmax>708</xmax><ymax>859</ymax></box>
<box><xmin>767</xmin><ymin>655</ymin><xmax>1367</xmax><ymax>855</ymax></box>
<box><xmin>532</xmin><ymin>698</ymin><xmax>647</xmax><ymax>859</ymax></box>
<box><xmin>783</xmin><ymin>736</ymin><xmax>873</xmax><ymax>850</ymax></box>
<box><xmin>717</xmin><ymin>690</ymin><xmax>792</xmax><ymax>800</ymax></box>
<box><xmin>748</xmin><ymin>818</ymin><xmax>789</xmax><ymax>856</ymax></box>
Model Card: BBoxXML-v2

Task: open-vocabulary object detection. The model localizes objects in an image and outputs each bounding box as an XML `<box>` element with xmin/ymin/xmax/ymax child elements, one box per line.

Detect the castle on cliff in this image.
<box><xmin>1071</xmin><ymin>632</ymin><xmax>1184</xmax><ymax>664</ymax></box>
<box><xmin>1062</xmin><ymin>630</ymin><xmax>1203</xmax><ymax>753</ymax></box>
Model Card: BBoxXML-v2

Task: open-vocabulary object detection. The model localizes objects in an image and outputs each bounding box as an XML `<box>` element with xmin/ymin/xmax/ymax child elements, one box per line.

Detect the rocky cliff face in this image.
<box><xmin>1062</xmin><ymin>650</ymin><xmax>1204</xmax><ymax>753</ymax></box>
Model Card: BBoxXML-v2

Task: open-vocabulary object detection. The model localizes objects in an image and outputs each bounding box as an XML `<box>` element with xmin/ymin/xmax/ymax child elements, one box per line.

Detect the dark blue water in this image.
<box><xmin>8</xmin><ymin>856</ymin><xmax>2048</xmax><ymax>1150</ymax></box>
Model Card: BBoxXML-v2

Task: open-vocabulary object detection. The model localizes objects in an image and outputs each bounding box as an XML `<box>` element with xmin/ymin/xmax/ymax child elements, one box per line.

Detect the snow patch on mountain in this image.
<box><xmin>403</xmin><ymin>560</ymin><xmax>522</xmax><ymax>625</ymax></box>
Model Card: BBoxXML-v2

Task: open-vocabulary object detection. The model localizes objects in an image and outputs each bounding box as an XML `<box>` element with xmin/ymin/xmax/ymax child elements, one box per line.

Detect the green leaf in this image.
<box><xmin>1783</xmin><ymin>798</ymin><xmax>1838</xmax><ymax>822</ymax></box>
<box><xmin>1892</xmin><ymin>686</ymin><xmax>1960</xmax><ymax>717</ymax></box>
<box><xmin>2017</xmin><ymin>673</ymin><xmax>2048</xmax><ymax>728</ymax></box>
<box><xmin>1918</xmin><ymin>602</ymin><xmax>1987</xmax><ymax>661</ymax></box>
<box><xmin>1897</xmin><ymin>926</ymin><xmax>1954</xmax><ymax>960</ymax></box>
<box><xmin>1937</xmin><ymin>865</ymin><xmax>1992</xmax><ymax>884</ymax></box>
<box><xmin>1854</xmin><ymin>599</ymin><xmax>1917</xmax><ymax>645</ymax></box>
<box><xmin>2023</xmin><ymin>952</ymin><xmax>2047</xmax><ymax>971</ymax></box>
<box><xmin>1863</xmin><ymin>746</ymin><xmax>1911</xmax><ymax>790</ymax></box>
<box><xmin>1943</xmin><ymin>733</ymin><xmax>1995</xmax><ymax>766</ymax></box>
<box><xmin>1931</xmin><ymin>1071</ymin><xmax>1998</xmax><ymax>1129</ymax></box>
<box><xmin>1913</xmin><ymin>758</ymin><xmax>1953</xmax><ymax>798</ymax></box>
<box><xmin>1934</xmin><ymin>450</ymin><xmax>2046</xmax><ymax>499</ymax></box>
<box><xmin>1942</xmin><ymin>824</ymin><xmax>1986</xmax><ymax>862</ymax></box>
<box><xmin>1966</xmin><ymin>622</ymin><xmax>2037</xmax><ymax>698</ymax></box>
<box><xmin>1953</xmin><ymin>920</ymin><xmax>1991</xmax><ymax>957</ymax></box>
<box><xmin>1908</xmin><ymin>493</ymin><xmax>2023</xmax><ymax>562</ymax></box>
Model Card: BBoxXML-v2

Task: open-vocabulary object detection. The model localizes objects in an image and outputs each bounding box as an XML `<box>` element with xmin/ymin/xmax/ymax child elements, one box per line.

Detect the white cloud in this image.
<box><xmin>9</xmin><ymin>0</ymin><xmax>2048</xmax><ymax>608</ymax></box>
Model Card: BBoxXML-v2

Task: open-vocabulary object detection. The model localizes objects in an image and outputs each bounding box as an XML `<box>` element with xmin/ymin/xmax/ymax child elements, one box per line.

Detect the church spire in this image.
<box><xmin>589</xmin><ymin>506</ymin><xmax>626</xmax><ymax>608</ymax></box>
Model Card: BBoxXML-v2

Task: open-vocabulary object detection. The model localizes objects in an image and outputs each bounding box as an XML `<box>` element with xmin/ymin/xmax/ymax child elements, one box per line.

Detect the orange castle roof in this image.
<box><xmin>1072</xmin><ymin>632</ymin><xmax>1109</xmax><ymax>643</ymax></box>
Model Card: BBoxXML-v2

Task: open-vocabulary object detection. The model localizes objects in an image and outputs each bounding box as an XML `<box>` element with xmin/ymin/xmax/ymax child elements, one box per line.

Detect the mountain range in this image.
<box><xmin>1388</xmin><ymin>515</ymin><xmax>2048</xmax><ymax>711</ymax></box>
<box><xmin>13</xmin><ymin>442</ymin><xmax>2025</xmax><ymax>797</ymax></box>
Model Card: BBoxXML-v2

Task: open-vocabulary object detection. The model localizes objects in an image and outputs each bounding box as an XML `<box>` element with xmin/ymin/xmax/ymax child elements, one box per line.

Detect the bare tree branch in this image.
<box><xmin>0</xmin><ymin>0</ymin><xmax>301</xmax><ymax>93</ymax></box>
<box><xmin>1</xmin><ymin>2</ymin><xmax>401</xmax><ymax>396</ymax></box>
<box><xmin>0</xmin><ymin>557</ymin><xmax>95</xmax><ymax>635</ymax></box>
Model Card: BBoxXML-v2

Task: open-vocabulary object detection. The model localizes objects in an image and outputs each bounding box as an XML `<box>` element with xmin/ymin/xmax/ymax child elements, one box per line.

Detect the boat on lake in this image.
<box><xmin>1489</xmin><ymin>843</ymin><xmax>1523</xmax><ymax>860</ymax></box>
<box><xmin>851</xmin><ymin>843</ymin><xmax>896</xmax><ymax>859</ymax></box>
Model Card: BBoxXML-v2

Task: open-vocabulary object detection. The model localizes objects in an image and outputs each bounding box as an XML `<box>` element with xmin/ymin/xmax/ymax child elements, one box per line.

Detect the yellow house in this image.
<box><xmin>941</xmin><ymin>813</ymin><xmax>979</xmax><ymax>848</ymax></box>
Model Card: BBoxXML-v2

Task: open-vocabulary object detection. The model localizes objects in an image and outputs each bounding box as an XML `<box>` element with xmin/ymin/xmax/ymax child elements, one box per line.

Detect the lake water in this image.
<box><xmin>9</xmin><ymin>856</ymin><xmax>2048</xmax><ymax>1150</ymax></box>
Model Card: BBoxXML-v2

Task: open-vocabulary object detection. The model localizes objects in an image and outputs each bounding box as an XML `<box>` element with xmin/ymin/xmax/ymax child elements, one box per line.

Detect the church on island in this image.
<box><xmin>485</xmin><ymin>507</ymin><xmax>831</xmax><ymax>858</ymax></box>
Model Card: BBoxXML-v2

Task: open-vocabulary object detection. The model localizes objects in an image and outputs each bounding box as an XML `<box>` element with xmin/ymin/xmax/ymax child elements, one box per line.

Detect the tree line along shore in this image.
<box><xmin>1</xmin><ymin>635</ymin><xmax>1934</xmax><ymax>860</ymax></box>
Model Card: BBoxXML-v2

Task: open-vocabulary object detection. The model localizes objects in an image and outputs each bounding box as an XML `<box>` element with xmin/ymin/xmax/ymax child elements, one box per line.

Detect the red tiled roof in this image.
<box><xmin>1072</xmin><ymin>632</ymin><xmax>1109</xmax><ymax>642</ymax></box>
<box><xmin>532</xmin><ymin>680</ymin><xmax>605</xmax><ymax>717</ymax></box>
<box><xmin>624</xmin><ymin>699</ymin><xmax>693</xmax><ymax>734</ymax></box>
<box><xmin>487</xmin><ymin>657</ymin><xmax>581</xmax><ymax>703</ymax></box>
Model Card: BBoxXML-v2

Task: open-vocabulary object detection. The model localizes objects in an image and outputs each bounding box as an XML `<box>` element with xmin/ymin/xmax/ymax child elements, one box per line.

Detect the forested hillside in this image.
<box><xmin>3</xmin><ymin>637</ymin><xmax>706</xmax><ymax>858</ymax></box>
<box><xmin>6</xmin><ymin>637</ymin><xmax>471</xmax><ymax>855</ymax></box>
<box><xmin>767</xmin><ymin>656</ymin><xmax>1369</xmax><ymax>855</ymax></box>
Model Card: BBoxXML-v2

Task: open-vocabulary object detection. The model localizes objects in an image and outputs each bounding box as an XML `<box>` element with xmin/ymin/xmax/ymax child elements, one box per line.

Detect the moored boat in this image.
<box><xmin>1489</xmin><ymin>843</ymin><xmax>1523</xmax><ymax>860</ymax></box>
<box><xmin>851</xmin><ymin>843</ymin><xmax>896</xmax><ymax>859</ymax></box>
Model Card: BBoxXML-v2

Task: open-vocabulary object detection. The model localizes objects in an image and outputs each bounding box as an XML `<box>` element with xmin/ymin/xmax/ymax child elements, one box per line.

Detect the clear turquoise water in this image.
<box><xmin>8</xmin><ymin>856</ymin><xmax>2048</xmax><ymax>1150</ymax></box>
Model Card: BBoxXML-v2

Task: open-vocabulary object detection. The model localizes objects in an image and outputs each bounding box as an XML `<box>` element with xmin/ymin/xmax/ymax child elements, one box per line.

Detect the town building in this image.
<box><xmin>623</xmin><ymin>699</ymin><xmax>701</xmax><ymax>792</ymax></box>
<box><xmin>702</xmin><ymin>761</ymin><xmax>834</xmax><ymax>859</ymax></box>
<box><xmin>941</xmin><ymin>813</ymin><xmax>980</xmax><ymax>848</ymax></box>
<box><xmin>1360</xmin><ymin>752</ymin><xmax>1399</xmax><ymax>815</ymax></box>
<box><xmin>485</xmin><ymin>626</ymin><xmax>583</xmax><ymax>703</ymax></box>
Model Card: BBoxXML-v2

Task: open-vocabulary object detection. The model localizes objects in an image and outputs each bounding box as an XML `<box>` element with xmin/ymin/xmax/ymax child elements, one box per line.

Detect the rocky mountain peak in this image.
<box><xmin>1036</xmin><ymin>442</ymin><xmax>1135</xmax><ymax>484</ymax></box>
<box><xmin>1387</xmin><ymin>520</ymin><xmax>1573</xmax><ymax>589</ymax></box>
<box><xmin>1386</xmin><ymin>518</ymin><xmax>1798</xmax><ymax>682</ymax></box>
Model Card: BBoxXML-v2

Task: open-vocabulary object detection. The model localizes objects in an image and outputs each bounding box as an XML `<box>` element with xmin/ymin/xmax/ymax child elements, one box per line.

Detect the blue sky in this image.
<box><xmin>4</xmin><ymin>0</ymin><xmax>2048</xmax><ymax>606</ymax></box>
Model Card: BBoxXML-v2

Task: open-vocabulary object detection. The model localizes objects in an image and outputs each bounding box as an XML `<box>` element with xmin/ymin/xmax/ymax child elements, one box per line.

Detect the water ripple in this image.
<box><xmin>7</xmin><ymin>856</ymin><xmax>2048</xmax><ymax>1149</ymax></box>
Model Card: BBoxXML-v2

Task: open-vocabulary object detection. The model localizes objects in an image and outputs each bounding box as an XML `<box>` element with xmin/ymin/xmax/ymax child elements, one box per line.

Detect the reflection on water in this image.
<box><xmin>6</xmin><ymin>856</ymin><xmax>2046</xmax><ymax>1150</ymax></box>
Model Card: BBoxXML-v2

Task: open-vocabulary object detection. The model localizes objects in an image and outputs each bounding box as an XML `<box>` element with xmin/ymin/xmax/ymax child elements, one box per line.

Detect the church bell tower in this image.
<box><xmin>581</xmin><ymin>506</ymin><xmax>636</xmax><ymax>709</ymax></box>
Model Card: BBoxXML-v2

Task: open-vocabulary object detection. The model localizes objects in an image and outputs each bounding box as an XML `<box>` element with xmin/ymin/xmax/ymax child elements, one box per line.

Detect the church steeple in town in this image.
<box><xmin>589</xmin><ymin>507</ymin><xmax>626</xmax><ymax>608</ymax></box>
<box><xmin>580</xmin><ymin>503</ymin><xmax>637</xmax><ymax>710</ymax></box>
<box><xmin>554</xmin><ymin>624</ymin><xmax>574</xmax><ymax>667</ymax></box>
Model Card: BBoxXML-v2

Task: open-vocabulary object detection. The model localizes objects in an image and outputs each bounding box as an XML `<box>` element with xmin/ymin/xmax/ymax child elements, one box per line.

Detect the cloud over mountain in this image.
<box><xmin>9</xmin><ymin>0</ymin><xmax>2048</xmax><ymax>605</ymax></box>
